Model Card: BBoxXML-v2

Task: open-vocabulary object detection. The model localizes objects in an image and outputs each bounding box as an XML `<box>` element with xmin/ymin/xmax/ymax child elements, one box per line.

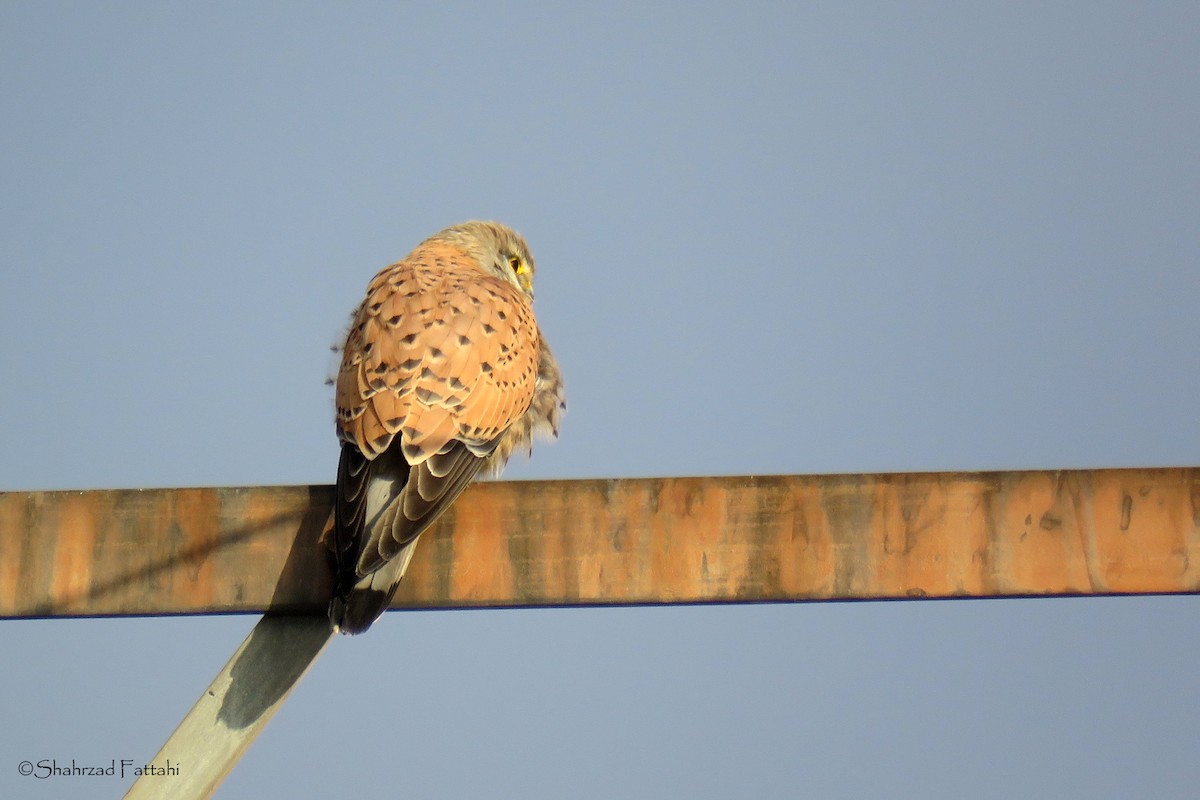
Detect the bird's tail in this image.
<box><xmin>329</xmin><ymin>537</ymin><xmax>420</xmax><ymax>635</ymax></box>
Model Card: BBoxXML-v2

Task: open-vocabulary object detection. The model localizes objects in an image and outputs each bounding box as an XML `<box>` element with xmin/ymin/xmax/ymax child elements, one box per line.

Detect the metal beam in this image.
<box><xmin>3</xmin><ymin>469</ymin><xmax>1199</xmax><ymax>618</ymax></box>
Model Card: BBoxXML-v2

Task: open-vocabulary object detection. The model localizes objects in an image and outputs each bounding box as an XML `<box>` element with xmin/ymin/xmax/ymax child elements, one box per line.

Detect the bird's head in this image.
<box><xmin>432</xmin><ymin>220</ymin><xmax>537</xmax><ymax>298</ymax></box>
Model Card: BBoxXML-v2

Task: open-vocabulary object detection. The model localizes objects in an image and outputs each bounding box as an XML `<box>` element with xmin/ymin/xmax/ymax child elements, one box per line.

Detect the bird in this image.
<box><xmin>328</xmin><ymin>221</ymin><xmax>564</xmax><ymax>634</ymax></box>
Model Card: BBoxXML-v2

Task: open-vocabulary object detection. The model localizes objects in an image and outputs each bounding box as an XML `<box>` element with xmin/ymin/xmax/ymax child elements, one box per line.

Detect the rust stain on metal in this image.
<box><xmin>0</xmin><ymin>468</ymin><xmax>1198</xmax><ymax>619</ymax></box>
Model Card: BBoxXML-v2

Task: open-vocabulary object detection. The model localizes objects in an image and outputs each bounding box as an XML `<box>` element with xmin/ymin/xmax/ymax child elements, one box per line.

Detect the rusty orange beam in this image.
<box><xmin>1</xmin><ymin>469</ymin><xmax>1198</xmax><ymax>619</ymax></box>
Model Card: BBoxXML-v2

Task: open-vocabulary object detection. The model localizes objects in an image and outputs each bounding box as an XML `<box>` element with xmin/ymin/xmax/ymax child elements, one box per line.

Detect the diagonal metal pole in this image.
<box><xmin>123</xmin><ymin>615</ymin><xmax>333</xmax><ymax>799</ymax></box>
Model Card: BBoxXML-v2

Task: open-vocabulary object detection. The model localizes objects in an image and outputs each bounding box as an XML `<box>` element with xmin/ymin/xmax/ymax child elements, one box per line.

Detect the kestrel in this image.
<box><xmin>329</xmin><ymin>221</ymin><xmax>564</xmax><ymax>634</ymax></box>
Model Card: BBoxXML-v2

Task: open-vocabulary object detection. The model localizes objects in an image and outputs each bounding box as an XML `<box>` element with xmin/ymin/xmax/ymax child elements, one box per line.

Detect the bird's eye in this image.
<box><xmin>508</xmin><ymin>256</ymin><xmax>525</xmax><ymax>274</ymax></box>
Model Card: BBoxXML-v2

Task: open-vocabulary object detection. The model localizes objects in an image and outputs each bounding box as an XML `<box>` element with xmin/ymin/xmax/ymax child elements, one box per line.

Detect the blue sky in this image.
<box><xmin>2</xmin><ymin>3</ymin><xmax>1198</xmax><ymax>798</ymax></box>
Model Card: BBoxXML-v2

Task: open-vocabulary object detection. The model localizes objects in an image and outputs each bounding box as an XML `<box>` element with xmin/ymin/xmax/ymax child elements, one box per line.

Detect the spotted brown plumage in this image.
<box><xmin>329</xmin><ymin>221</ymin><xmax>564</xmax><ymax>634</ymax></box>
